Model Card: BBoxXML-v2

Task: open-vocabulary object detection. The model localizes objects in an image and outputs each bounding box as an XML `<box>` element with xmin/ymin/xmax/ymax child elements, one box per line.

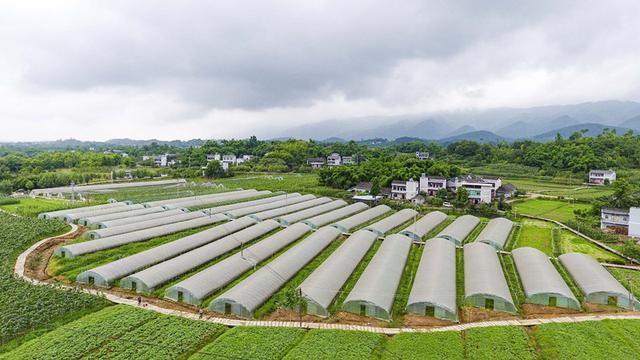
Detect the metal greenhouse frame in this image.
<box><xmin>512</xmin><ymin>247</ymin><xmax>581</xmax><ymax>310</ymax></box>
<box><xmin>301</xmin><ymin>202</ymin><xmax>369</xmax><ymax>229</ymax></box>
<box><xmin>86</xmin><ymin>211</ymin><xmax>207</xmax><ymax>239</ymax></box>
<box><xmin>276</xmin><ymin>199</ymin><xmax>347</xmax><ymax>225</ymax></box>
<box><xmin>75</xmin><ymin>217</ymin><xmax>258</xmax><ymax>287</ymax></box>
<box><xmin>210</xmin><ymin>226</ymin><xmax>343</xmax><ymax>318</ymax></box>
<box><xmin>399</xmin><ymin>211</ymin><xmax>448</xmax><ymax>241</ymax></box>
<box><xmin>165</xmin><ymin>223</ymin><xmax>312</xmax><ymax>305</ymax></box>
<box><xmin>224</xmin><ymin>194</ymin><xmax>316</xmax><ymax>219</ymax></box>
<box><xmin>364</xmin><ymin>208</ymin><xmax>418</xmax><ymax>237</ymax></box>
<box><xmin>120</xmin><ymin>220</ymin><xmax>281</xmax><ymax>292</ymax></box>
<box><xmin>437</xmin><ymin>215</ymin><xmax>480</xmax><ymax>245</ymax></box>
<box><xmin>78</xmin><ymin>206</ymin><xmax>167</xmax><ymax>227</ymax></box>
<box><xmin>38</xmin><ymin>202</ymin><xmax>128</xmax><ymax>220</ymax></box>
<box><xmin>31</xmin><ymin>179</ymin><xmax>185</xmax><ymax>197</ymax></box>
<box><xmin>160</xmin><ymin>189</ymin><xmax>269</xmax><ymax>209</ymax></box>
<box><xmin>249</xmin><ymin>197</ymin><xmax>332</xmax><ymax>221</ymax></box>
<box><xmin>342</xmin><ymin>233</ymin><xmax>413</xmax><ymax>321</ymax></box>
<box><xmin>559</xmin><ymin>252</ymin><xmax>640</xmax><ymax>310</ymax></box>
<box><xmin>463</xmin><ymin>242</ymin><xmax>517</xmax><ymax>314</ymax></box>
<box><xmin>201</xmin><ymin>192</ymin><xmax>295</xmax><ymax>215</ymax></box>
<box><xmin>141</xmin><ymin>189</ymin><xmax>251</xmax><ymax>208</ymax></box>
<box><xmin>298</xmin><ymin>229</ymin><xmax>379</xmax><ymax>317</ymax></box>
<box><xmin>61</xmin><ymin>204</ymin><xmax>144</xmax><ymax>223</ymax></box>
<box><xmin>55</xmin><ymin>214</ymin><xmax>229</xmax><ymax>258</ymax></box>
<box><xmin>331</xmin><ymin>205</ymin><xmax>392</xmax><ymax>233</ymax></box>
<box><xmin>94</xmin><ymin>208</ymin><xmax>185</xmax><ymax>229</ymax></box>
<box><xmin>475</xmin><ymin>217</ymin><xmax>514</xmax><ymax>250</ymax></box>
<box><xmin>406</xmin><ymin>237</ymin><xmax>458</xmax><ymax>321</ymax></box>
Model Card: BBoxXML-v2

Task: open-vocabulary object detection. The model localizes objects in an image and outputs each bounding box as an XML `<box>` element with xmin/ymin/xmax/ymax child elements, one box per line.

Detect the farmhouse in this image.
<box><xmin>348</xmin><ymin>182</ymin><xmax>372</xmax><ymax>193</ymax></box>
<box><xmin>415</xmin><ymin>151</ymin><xmax>430</xmax><ymax>160</ymax></box>
<box><xmin>589</xmin><ymin>169</ymin><xmax>616</xmax><ymax>185</ymax></box>
<box><xmin>390</xmin><ymin>178</ymin><xmax>419</xmax><ymax>200</ymax></box>
<box><xmin>448</xmin><ymin>175</ymin><xmax>495</xmax><ymax>204</ymax></box>
<box><xmin>306</xmin><ymin>157</ymin><xmax>326</xmax><ymax>169</ymax></box>
<box><xmin>600</xmin><ymin>207</ymin><xmax>629</xmax><ymax>232</ymax></box>
<box><xmin>496</xmin><ymin>183</ymin><xmax>517</xmax><ymax>199</ymax></box>
<box><xmin>419</xmin><ymin>174</ymin><xmax>447</xmax><ymax>196</ymax></box>
<box><xmin>327</xmin><ymin>153</ymin><xmax>342</xmax><ymax>166</ymax></box>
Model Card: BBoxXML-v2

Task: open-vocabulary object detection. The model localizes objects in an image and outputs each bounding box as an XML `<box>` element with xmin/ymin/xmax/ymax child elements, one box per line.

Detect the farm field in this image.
<box><xmin>513</xmin><ymin>219</ymin><xmax>555</xmax><ymax>256</ymax></box>
<box><xmin>382</xmin><ymin>331</ymin><xmax>464</xmax><ymax>360</ymax></box>
<box><xmin>282</xmin><ymin>329</ymin><xmax>384</xmax><ymax>360</ymax></box>
<box><xmin>505</xmin><ymin>178</ymin><xmax>613</xmax><ymax>200</ymax></box>
<box><xmin>0</xmin><ymin>197</ymin><xmax>90</xmax><ymax>217</ymax></box>
<box><xmin>464</xmin><ymin>326</ymin><xmax>537</xmax><ymax>360</ymax></box>
<box><xmin>608</xmin><ymin>267</ymin><xmax>640</xmax><ymax>299</ymax></box>
<box><xmin>212</xmin><ymin>173</ymin><xmax>349</xmax><ymax>198</ymax></box>
<box><xmin>512</xmin><ymin>199</ymin><xmax>590</xmax><ymax>222</ymax></box>
<box><xmin>192</xmin><ymin>327</ymin><xmax>305</xmax><ymax>360</ymax></box>
<box><xmin>558</xmin><ymin>230</ymin><xmax>626</xmax><ymax>263</ymax></box>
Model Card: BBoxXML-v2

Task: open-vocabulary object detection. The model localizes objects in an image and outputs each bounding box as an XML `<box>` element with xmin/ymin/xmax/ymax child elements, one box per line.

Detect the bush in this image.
<box><xmin>620</xmin><ymin>241</ymin><xmax>640</xmax><ymax>261</ymax></box>
<box><xmin>565</xmin><ymin>220</ymin><xmax>619</xmax><ymax>243</ymax></box>
<box><xmin>0</xmin><ymin>197</ymin><xmax>19</xmax><ymax>205</ymax></box>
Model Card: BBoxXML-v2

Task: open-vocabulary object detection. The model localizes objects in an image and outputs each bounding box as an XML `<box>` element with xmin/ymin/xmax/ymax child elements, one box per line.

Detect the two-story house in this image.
<box><xmin>418</xmin><ymin>174</ymin><xmax>447</xmax><ymax>196</ymax></box>
<box><xmin>390</xmin><ymin>178</ymin><xmax>419</xmax><ymax>200</ymax></box>
<box><xmin>327</xmin><ymin>153</ymin><xmax>342</xmax><ymax>166</ymax></box>
<box><xmin>589</xmin><ymin>169</ymin><xmax>616</xmax><ymax>185</ymax></box>
<box><xmin>307</xmin><ymin>158</ymin><xmax>326</xmax><ymax>169</ymax></box>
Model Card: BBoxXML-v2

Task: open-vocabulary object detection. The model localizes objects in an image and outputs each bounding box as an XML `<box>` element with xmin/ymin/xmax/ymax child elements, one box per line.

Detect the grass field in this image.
<box><xmin>465</xmin><ymin>326</ymin><xmax>537</xmax><ymax>360</ymax></box>
<box><xmin>512</xmin><ymin>199</ymin><xmax>590</xmax><ymax>223</ymax></box>
<box><xmin>513</xmin><ymin>219</ymin><xmax>555</xmax><ymax>256</ymax></box>
<box><xmin>507</xmin><ymin>178</ymin><xmax>613</xmax><ymax>200</ymax></box>
<box><xmin>608</xmin><ymin>267</ymin><xmax>640</xmax><ymax>299</ymax></box>
<box><xmin>0</xmin><ymin>197</ymin><xmax>92</xmax><ymax>217</ymax></box>
<box><xmin>382</xmin><ymin>331</ymin><xmax>464</xmax><ymax>359</ymax></box>
<box><xmin>212</xmin><ymin>173</ymin><xmax>348</xmax><ymax>199</ymax></box>
<box><xmin>193</xmin><ymin>327</ymin><xmax>306</xmax><ymax>360</ymax></box>
<box><xmin>558</xmin><ymin>230</ymin><xmax>625</xmax><ymax>263</ymax></box>
<box><xmin>283</xmin><ymin>329</ymin><xmax>384</xmax><ymax>360</ymax></box>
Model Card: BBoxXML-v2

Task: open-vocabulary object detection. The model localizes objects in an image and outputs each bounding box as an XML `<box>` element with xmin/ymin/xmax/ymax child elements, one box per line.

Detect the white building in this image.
<box><xmin>327</xmin><ymin>153</ymin><xmax>342</xmax><ymax>166</ymax></box>
<box><xmin>206</xmin><ymin>154</ymin><xmax>221</xmax><ymax>162</ymax></box>
<box><xmin>342</xmin><ymin>155</ymin><xmax>355</xmax><ymax>165</ymax></box>
<box><xmin>415</xmin><ymin>151</ymin><xmax>430</xmax><ymax>160</ymax></box>
<box><xmin>448</xmin><ymin>175</ymin><xmax>496</xmax><ymax>204</ymax></box>
<box><xmin>236</xmin><ymin>155</ymin><xmax>254</xmax><ymax>164</ymax></box>
<box><xmin>307</xmin><ymin>158</ymin><xmax>326</xmax><ymax>169</ymax></box>
<box><xmin>154</xmin><ymin>154</ymin><xmax>178</xmax><ymax>167</ymax></box>
<box><xmin>601</xmin><ymin>208</ymin><xmax>629</xmax><ymax>231</ymax></box>
<box><xmin>419</xmin><ymin>174</ymin><xmax>447</xmax><ymax>196</ymax></box>
<box><xmin>390</xmin><ymin>178</ymin><xmax>419</xmax><ymax>200</ymax></box>
<box><xmin>589</xmin><ymin>169</ymin><xmax>616</xmax><ymax>185</ymax></box>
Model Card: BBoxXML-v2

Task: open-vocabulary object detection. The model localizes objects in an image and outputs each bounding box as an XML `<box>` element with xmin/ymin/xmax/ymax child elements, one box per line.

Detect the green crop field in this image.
<box><xmin>513</xmin><ymin>219</ymin><xmax>555</xmax><ymax>256</ymax></box>
<box><xmin>558</xmin><ymin>230</ymin><xmax>625</xmax><ymax>263</ymax></box>
<box><xmin>382</xmin><ymin>332</ymin><xmax>464</xmax><ymax>360</ymax></box>
<box><xmin>192</xmin><ymin>327</ymin><xmax>305</xmax><ymax>360</ymax></box>
<box><xmin>283</xmin><ymin>329</ymin><xmax>384</xmax><ymax>360</ymax></box>
<box><xmin>464</xmin><ymin>326</ymin><xmax>537</xmax><ymax>360</ymax></box>
<box><xmin>608</xmin><ymin>267</ymin><xmax>640</xmax><ymax>299</ymax></box>
<box><xmin>0</xmin><ymin>197</ymin><xmax>91</xmax><ymax>217</ymax></box>
<box><xmin>512</xmin><ymin>199</ymin><xmax>590</xmax><ymax>223</ymax></box>
<box><xmin>214</xmin><ymin>173</ymin><xmax>348</xmax><ymax>199</ymax></box>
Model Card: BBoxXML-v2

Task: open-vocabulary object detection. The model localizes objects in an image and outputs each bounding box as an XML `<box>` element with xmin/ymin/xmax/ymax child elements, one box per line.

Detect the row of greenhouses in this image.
<box><xmin>49</xmin><ymin>192</ymin><xmax>639</xmax><ymax>322</ymax></box>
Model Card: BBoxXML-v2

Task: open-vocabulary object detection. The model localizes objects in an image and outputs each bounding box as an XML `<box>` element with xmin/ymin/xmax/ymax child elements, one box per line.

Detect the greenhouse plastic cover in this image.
<box><xmin>210</xmin><ymin>226</ymin><xmax>342</xmax><ymax>317</ymax></box>
<box><xmin>437</xmin><ymin>215</ymin><xmax>480</xmax><ymax>245</ymax></box>
<box><xmin>60</xmin><ymin>203</ymin><xmax>142</xmax><ymax>223</ymax></box>
<box><xmin>201</xmin><ymin>193</ymin><xmax>296</xmax><ymax>215</ymax></box>
<box><xmin>38</xmin><ymin>202</ymin><xmax>127</xmax><ymax>219</ymax></box>
<box><xmin>120</xmin><ymin>219</ymin><xmax>281</xmax><ymax>291</ymax></box>
<box><xmin>364</xmin><ymin>208</ymin><xmax>418</xmax><ymax>237</ymax></box>
<box><xmin>141</xmin><ymin>189</ymin><xmax>251</xmax><ymax>208</ymax></box>
<box><xmin>559</xmin><ymin>252</ymin><xmax>639</xmax><ymax>306</ymax></box>
<box><xmin>86</xmin><ymin>211</ymin><xmax>208</xmax><ymax>239</ymax></box>
<box><xmin>463</xmin><ymin>242</ymin><xmax>515</xmax><ymax>308</ymax></box>
<box><xmin>399</xmin><ymin>211</ymin><xmax>448</xmax><ymax>240</ymax></box>
<box><xmin>76</xmin><ymin>216</ymin><xmax>258</xmax><ymax>287</ymax></box>
<box><xmin>343</xmin><ymin>233</ymin><xmax>413</xmax><ymax>319</ymax></box>
<box><xmin>301</xmin><ymin>202</ymin><xmax>369</xmax><ymax>229</ymax></box>
<box><xmin>94</xmin><ymin>208</ymin><xmax>186</xmax><ymax>229</ymax></box>
<box><xmin>475</xmin><ymin>217</ymin><xmax>514</xmax><ymax>250</ymax></box>
<box><xmin>166</xmin><ymin>222</ymin><xmax>312</xmax><ymax>303</ymax></box>
<box><xmin>224</xmin><ymin>194</ymin><xmax>316</xmax><ymax>219</ymax></box>
<box><xmin>276</xmin><ymin>199</ymin><xmax>347</xmax><ymax>225</ymax></box>
<box><xmin>331</xmin><ymin>205</ymin><xmax>391</xmax><ymax>233</ymax></box>
<box><xmin>512</xmin><ymin>247</ymin><xmax>579</xmax><ymax>307</ymax></box>
<box><xmin>31</xmin><ymin>179</ymin><xmax>185</xmax><ymax>196</ymax></box>
<box><xmin>249</xmin><ymin>197</ymin><xmax>332</xmax><ymax>221</ymax></box>
<box><xmin>162</xmin><ymin>190</ymin><xmax>269</xmax><ymax>209</ymax></box>
<box><xmin>299</xmin><ymin>229</ymin><xmax>379</xmax><ymax>316</ymax></box>
<box><xmin>56</xmin><ymin>213</ymin><xmax>229</xmax><ymax>257</ymax></box>
<box><xmin>78</xmin><ymin>206</ymin><xmax>167</xmax><ymax>227</ymax></box>
<box><xmin>406</xmin><ymin>237</ymin><xmax>457</xmax><ymax>318</ymax></box>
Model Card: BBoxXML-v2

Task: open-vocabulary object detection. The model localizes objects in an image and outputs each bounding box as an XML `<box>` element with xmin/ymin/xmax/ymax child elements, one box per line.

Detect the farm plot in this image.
<box><xmin>513</xmin><ymin>199</ymin><xmax>589</xmax><ymax>223</ymax></box>
<box><xmin>513</xmin><ymin>219</ymin><xmax>554</xmax><ymax>256</ymax></box>
<box><xmin>283</xmin><ymin>329</ymin><xmax>384</xmax><ymax>360</ymax></box>
<box><xmin>464</xmin><ymin>326</ymin><xmax>537</xmax><ymax>360</ymax></box>
<box><xmin>382</xmin><ymin>331</ymin><xmax>464</xmax><ymax>360</ymax></box>
<box><xmin>534</xmin><ymin>319</ymin><xmax>640</xmax><ymax>359</ymax></box>
<box><xmin>608</xmin><ymin>267</ymin><xmax>640</xmax><ymax>299</ymax></box>
<box><xmin>0</xmin><ymin>213</ymin><xmax>109</xmax><ymax>347</ymax></box>
<box><xmin>0</xmin><ymin>197</ymin><xmax>88</xmax><ymax>218</ymax></box>
<box><xmin>191</xmin><ymin>327</ymin><xmax>305</xmax><ymax>360</ymax></box>
<box><xmin>558</xmin><ymin>230</ymin><xmax>625</xmax><ymax>263</ymax></box>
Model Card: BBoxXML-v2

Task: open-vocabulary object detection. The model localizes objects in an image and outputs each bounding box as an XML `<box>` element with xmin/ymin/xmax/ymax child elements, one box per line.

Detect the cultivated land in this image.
<box><xmin>512</xmin><ymin>199</ymin><xmax>591</xmax><ymax>223</ymax></box>
<box><xmin>3</xmin><ymin>175</ymin><xmax>640</xmax><ymax>359</ymax></box>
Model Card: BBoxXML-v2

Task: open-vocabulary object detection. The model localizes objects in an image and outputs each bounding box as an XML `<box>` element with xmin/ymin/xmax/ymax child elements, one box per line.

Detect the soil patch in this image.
<box><xmin>460</xmin><ymin>306</ymin><xmax>519</xmax><ymax>323</ymax></box>
<box><xmin>264</xmin><ymin>308</ymin><xmax>326</xmax><ymax>323</ymax></box>
<box><xmin>522</xmin><ymin>303</ymin><xmax>581</xmax><ymax>318</ymax></box>
<box><xmin>327</xmin><ymin>311</ymin><xmax>389</xmax><ymax>328</ymax></box>
<box><xmin>402</xmin><ymin>313</ymin><xmax>456</xmax><ymax>328</ymax></box>
<box><xmin>25</xmin><ymin>226</ymin><xmax>86</xmax><ymax>282</ymax></box>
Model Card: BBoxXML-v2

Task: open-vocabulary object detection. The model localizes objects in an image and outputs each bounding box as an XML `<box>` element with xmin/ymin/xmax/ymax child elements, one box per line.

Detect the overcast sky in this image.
<box><xmin>1</xmin><ymin>0</ymin><xmax>640</xmax><ymax>141</ymax></box>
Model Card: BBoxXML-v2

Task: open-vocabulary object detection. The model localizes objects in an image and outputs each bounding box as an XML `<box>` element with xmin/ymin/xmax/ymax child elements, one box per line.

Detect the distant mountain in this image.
<box><xmin>619</xmin><ymin>114</ymin><xmax>640</xmax><ymax>130</ymax></box>
<box><xmin>438</xmin><ymin>130</ymin><xmax>506</xmax><ymax>144</ymax></box>
<box><xmin>320</xmin><ymin>137</ymin><xmax>347</xmax><ymax>143</ymax></box>
<box><xmin>0</xmin><ymin>138</ymin><xmax>206</xmax><ymax>149</ymax></box>
<box><xmin>106</xmin><ymin>138</ymin><xmax>205</xmax><ymax>147</ymax></box>
<box><xmin>532</xmin><ymin>123</ymin><xmax>635</xmax><ymax>141</ymax></box>
<box><xmin>495</xmin><ymin>115</ymin><xmax>580</xmax><ymax>139</ymax></box>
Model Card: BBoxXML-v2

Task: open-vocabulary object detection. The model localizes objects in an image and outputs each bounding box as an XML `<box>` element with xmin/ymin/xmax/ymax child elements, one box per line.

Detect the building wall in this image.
<box><xmin>629</xmin><ymin>207</ymin><xmax>640</xmax><ymax>238</ymax></box>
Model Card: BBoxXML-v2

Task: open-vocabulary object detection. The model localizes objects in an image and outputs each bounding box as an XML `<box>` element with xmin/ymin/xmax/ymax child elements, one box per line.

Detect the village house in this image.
<box><xmin>390</xmin><ymin>178</ymin><xmax>419</xmax><ymax>200</ymax></box>
<box><xmin>327</xmin><ymin>153</ymin><xmax>342</xmax><ymax>166</ymax></box>
<box><xmin>601</xmin><ymin>207</ymin><xmax>629</xmax><ymax>233</ymax></box>
<box><xmin>342</xmin><ymin>155</ymin><xmax>355</xmax><ymax>165</ymax></box>
<box><xmin>418</xmin><ymin>174</ymin><xmax>447</xmax><ymax>196</ymax></box>
<box><xmin>307</xmin><ymin>157</ymin><xmax>326</xmax><ymax>169</ymax></box>
<box><xmin>415</xmin><ymin>151</ymin><xmax>430</xmax><ymax>160</ymax></box>
<box><xmin>589</xmin><ymin>169</ymin><xmax>616</xmax><ymax>185</ymax></box>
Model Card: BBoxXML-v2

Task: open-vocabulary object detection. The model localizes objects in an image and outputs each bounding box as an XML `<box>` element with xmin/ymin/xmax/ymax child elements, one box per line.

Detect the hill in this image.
<box><xmin>439</xmin><ymin>130</ymin><xmax>507</xmax><ymax>144</ymax></box>
<box><xmin>532</xmin><ymin>123</ymin><xmax>635</xmax><ymax>141</ymax></box>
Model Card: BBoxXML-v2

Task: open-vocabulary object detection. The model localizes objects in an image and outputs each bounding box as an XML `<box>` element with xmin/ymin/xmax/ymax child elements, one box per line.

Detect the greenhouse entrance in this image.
<box><xmin>608</xmin><ymin>296</ymin><xmax>618</xmax><ymax>306</ymax></box>
<box><xmin>424</xmin><ymin>306</ymin><xmax>435</xmax><ymax>317</ymax></box>
<box><xmin>548</xmin><ymin>297</ymin><xmax>557</xmax><ymax>307</ymax></box>
<box><xmin>359</xmin><ymin>304</ymin><xmax>366</xmax><ymax>317</ymax></box>
<box><xmin>131</xmin><ymin>281</ymin><xmax>137</xmax><ymax>291</ymax></box>
<box><xmin>177</xmin><ymin>291</ymin><xmax>183</xmax><ymax>303</ymax></box>
<box><xmin>88</xmin><ymin>276</ymin><xmax>94</xmax><ymax>285</ymax></box>
<box><xmin>225</xmin><ymin>303</ymin><xmax>232</xmax><ymax>314</ymax></box>
<box><xmin>485</xmin><ymin>298</ymin><xmax>494</xmax><ymax>310</ymax></box>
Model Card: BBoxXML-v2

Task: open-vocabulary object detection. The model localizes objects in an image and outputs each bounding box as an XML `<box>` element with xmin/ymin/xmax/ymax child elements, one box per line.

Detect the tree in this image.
<box><xmin>204</xmin><ymin>160</ymin><xmax>225</xmax><ymax>178</ymax></box>
<box><xmin>370</xmin><ymin>178</ymin><xmax>380</xmax><ymax>196</ymax></box>
<box><xmin>611</xmin><ymin>179</ymin><xmax>635</xmax><ymax>208</ymax></box>
<box><xmin>436</xmin><ymin>188</ymin><xmax>449</xmax><ymax>200</ymax></box>
<box><xmin>454</xmin><ymin>187</ymin><xmax>469</xmax><ymax>208</ymax></box>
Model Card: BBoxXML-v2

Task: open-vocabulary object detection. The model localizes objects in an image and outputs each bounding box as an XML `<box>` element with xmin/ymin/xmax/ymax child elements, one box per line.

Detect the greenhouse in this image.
<box><xmin>61</xmin><ymin>203</ymin><xmax>144</xmax><ymax>223</ymax></box>
<box><xmin>559</xmin><ymin>252</ymin><xmax>640</xmax><ymax>310</ymax></box>
<box><xmin>161</xmin><ymin>189</ymin><xmax>268</xmax><ymax>209</ymax></box>
<box><xmin>55</xmin><ymin>214</ymin><xmax>229</xmax><ymax>258</ymax></box>
<box><xmin>94</xmin><ymin>208</ymin><xmax>185</xmax><ymax>229</ymax></box>
<box><xmin>299</xmin><ymin>229</ymin><xmax>379</xmax><ymax>317</ymax></box>
<box><xmin>141</xmin><ymin>189</ymin><xmax>249</xmax><ymax>208</ymax></box>
<box><xmin>301</xmin><ymin>202</ymin><xmax>368</xmax><ymax>229</ymax></box>
<box><xmin>38</xmin><ymin>201</ymin><xmax>126</xmax><ymax>220</ymax></box>
<box><xmin>406</xmin><ymin>237</ymin><xmax>458</xmax><ymax>321</ymax></box>
<box><xmin>31</xmin><ymin>178</ymin><xmax>184</xmax><ymax>197</ymax></box>
<box><xmin>249</xmin><ymin>197</ymin><xmax>332</xmax><ymax>221</ymax></box>
<box><xmin>475</xmin><ymin>217</ymin><xmax>514</xmax><ymax>250</ymax></box>
<box><xmin>201</xmin><ymin>192</ymin><xmax>295</xmax><ymax>215</ymax></box>
<box><xmin>224</xmin><ymin>194</ymin><xmax>316</xmax><ymax>219</ymax></box>
<box><xmin>342</xmin><ymin>233</ymin><xmax>413</xmax><ymax>321</ymax></box>
<box><xmin>437</xmin><ymin>215</ymin><xmax>480</xmax><ymax>245</ymax></box>
<box><xmin>120</xmin><ymin>220</ymin><xmax>280</xmax><ymax>292</ymax></box>
<box><xmin>512</xmin><ymin>247</ymin><xmax>580</xmax><ymax>310</ymax></box>
<box><xmin>331</xmin><ymin>205</ymin><xmax>391</xmax><ymax>233</ymax></box>
<box><xmin>399</xmin><ymin>211</ymin><xmax>448</xmax><ymax>241</ymax></box>
<box><xmin>86</xmin><ymin>211</ymin><xmax>206</xmax><ymax>239</ymax></box>
<box><xmin>75</xmin><ymin>217</ymin><xmax>258</xmax><ymax>287</ymax></box>
<box><xmin>463</xmin><ymin>242</ymin><xmax>517</xmax><ymax>313</ymax></box>
<box><xmin>165</xmin><ymin>223</ymin><xmax>312</xmax><ymax>304</ymax></box>
<box><xmin>276</xmin><ymin>199</ymin><xmax>347</xmax><ymax>225</ymax></box>
<box><xmin>210</xmin><ymin>226</ymin><xmax>342</xmax><ymax>318</ymax></box>
<box><xmin>364</xmin><ymin>208</ymin><xmax>418</xmax><ymax>237</ymax></box>
<box><xmin>78</xmin><ymin>206</ymin><xmax>167</xmax><ymax>227</ymax></box>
